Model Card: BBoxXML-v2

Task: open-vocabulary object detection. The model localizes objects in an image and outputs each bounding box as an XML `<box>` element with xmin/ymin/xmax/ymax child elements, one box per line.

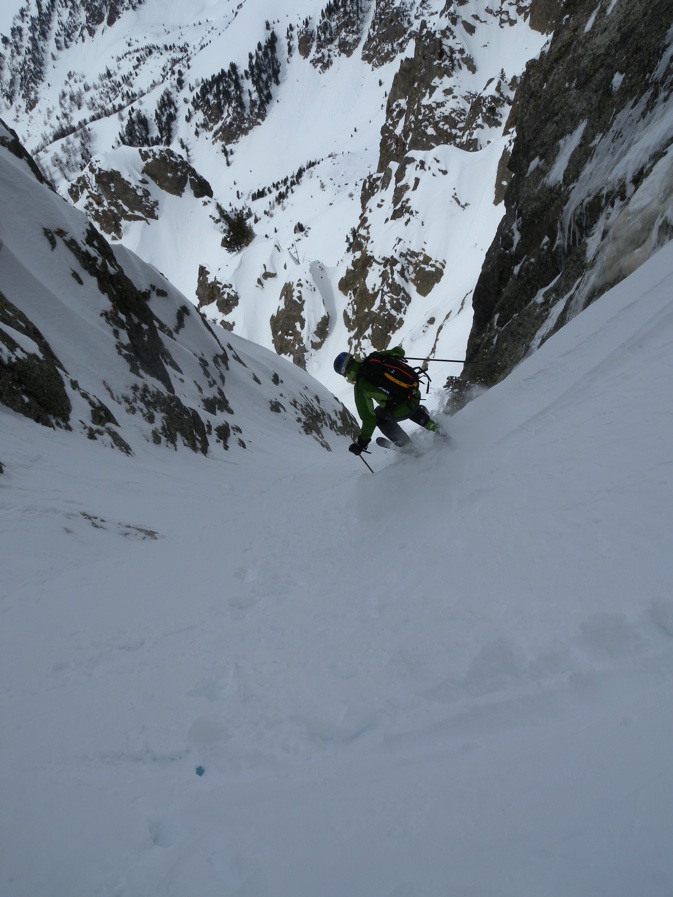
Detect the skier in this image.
<box><xmin>334</xmin><ymin>346</ymin><xmax>447</xmax><ymax>455</ymax></box>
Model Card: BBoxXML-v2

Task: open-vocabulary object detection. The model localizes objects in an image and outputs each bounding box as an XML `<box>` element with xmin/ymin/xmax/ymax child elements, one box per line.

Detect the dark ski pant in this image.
<box><xmin>375</xmin><ymin>404</ymin><xmax>435</xmax><ymax>447</ymax></box>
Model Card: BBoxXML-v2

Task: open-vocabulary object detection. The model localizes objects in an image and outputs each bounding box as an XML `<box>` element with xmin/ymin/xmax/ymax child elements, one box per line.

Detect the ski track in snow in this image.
<box><xmin>1</xmin><ymin>244</ymin><xmax>673</xmax><ymax>896</ymax></box>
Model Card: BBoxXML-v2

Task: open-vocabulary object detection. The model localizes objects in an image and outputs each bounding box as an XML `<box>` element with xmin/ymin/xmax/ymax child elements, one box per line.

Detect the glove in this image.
<box><xmin>348</xmin><ymin>436</ymin><xmax>370</xmax><ymax>455</ymax></box>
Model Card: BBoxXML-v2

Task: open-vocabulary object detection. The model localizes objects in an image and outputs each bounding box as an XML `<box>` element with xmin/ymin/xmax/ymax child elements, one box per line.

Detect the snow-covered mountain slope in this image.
<box><xmin>2</xmin><ymin>203</ymin><xmax>673</xmax><ymax>895</ymax></box>
<box><xmin>2</xmin><ymin>5</ymin><xmax>672</xmax><ymax>892</ymax></box>
<box><xmin>0</xmin><ymin>0</ymin><xmax>548</xmax><ymax>405</ymax></box>
<box><xmin>0</xmin><ymin>118</ymin><xmax>352</xmax><ymax>456</ymax></box>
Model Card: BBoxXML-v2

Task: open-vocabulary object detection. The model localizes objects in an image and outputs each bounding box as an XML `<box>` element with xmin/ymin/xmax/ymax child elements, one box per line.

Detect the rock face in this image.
<box><xmin>196</xmin><ymin>266</ymin><xmax>239</xmax><ymax>329</ymax></box>
<box><xmin>69</xmin><ymin>165</ymin><xmax>159</xmax><ymax>239</ymax></box>
<box><xmin>0</xmin><ymin>288</ymin><xmax>73</xmax><ymax>429</ymax></box>
<box><xmin>338</xmin><ymin>0</ymin><xmax>539</xmax><ymax>354</ymax></box>
<box><xmin>360</xmin><ymin>0</ymin><xmax>414</xmax><ymax>67</ymax></box>
<box><xmin>271</xmin><ymin>282</ymin><xmax>308</xmax><ymax>369</ymax></box>
<box><xmin>139</xmin><ymin>148</ymin><xmax>213</xmax><ymax>199</ymax></box>
<box><xmin>69</xmin><ymin>149</ymin><xmax>214</xmax><ymax>239</ymax></box>
<box><xmin>463</xmin><ymin>0</ymin><xmax>673</xmax><ymax>386</ymax></box>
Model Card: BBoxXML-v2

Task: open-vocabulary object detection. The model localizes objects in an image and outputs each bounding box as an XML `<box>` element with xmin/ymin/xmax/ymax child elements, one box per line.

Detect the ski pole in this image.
<box><xmin>405</xmin><ymin>357</ymin><xmax>501</xmax><ymax>365</ymax></box>
<box><xmin>358</xmin><ymin>452</ymin><xmax>374</xmax><ymax>473</ymax></box>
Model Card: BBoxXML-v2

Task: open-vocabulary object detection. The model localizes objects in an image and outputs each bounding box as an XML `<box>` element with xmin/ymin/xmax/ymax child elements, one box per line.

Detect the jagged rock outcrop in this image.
<box><xmin>270</xmin><ymin>282</ymin><xmax>308</xmax><ymax>369</ymax></box>
<box><xmin>528</xmin><ymin>0</ymin><xmax>566</xmax><ymax>33</ymax></box>
<box><xmin>69</xmin><ymin>165</ymin><xmax>159</xmax><ymax>238</ymax></box>
<box><xmin>463</xmin><ymin>0</ymin><xmax>673</xmax><ymax>386</ymax></box>
<box><xmin>69</xmin><ymin>149</ymin><xmax>214</xmax><ymax>238</ymax></box>
<box><xmin>340</xmin><ymin>243</ymin><xmax>445</xmax><ymax>349</ymax></box>
<box><xmin>268</xmin><ymin>272</ymin><xmax>329</xmax><ymax>368</ymax></box>
<box><xmin>0</xmin><ymin>118</ymin><xmax>52</xmax><ymax>186</ymax></box>
<box><xmin>139</xmin><ymin>148</ymin><xmax>213</xmax><ymax>199</ymax></box>
<box><xmin>361</xmin><ymin>0</ymin><xmax>414</xmax><ymax>67</ymax></box>
<box><xmin>0</xmin><ymin>288</ymin><xmax>73</xmax><ymax>429</ymax></box>
<box><xmin>375</xmin><ymin>18</ymin><xmax>476</xmax><ymax>174</ymax></box>
<box><xmin>196</xmin><ymin>266</ymin><xmax>239</xmax><ymax>329</ymax></box>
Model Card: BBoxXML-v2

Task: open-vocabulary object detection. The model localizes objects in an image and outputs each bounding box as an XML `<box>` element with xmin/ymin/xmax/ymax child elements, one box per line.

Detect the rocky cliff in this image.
<box><xmin>463</xmin><ymin>0</ymin><xmax>673</xmax><ymax>387</ymax></box>
<box><xmin>338</xmin><ymin>0</ymin><xmax>547</xmax><ymax>355</ymax></box>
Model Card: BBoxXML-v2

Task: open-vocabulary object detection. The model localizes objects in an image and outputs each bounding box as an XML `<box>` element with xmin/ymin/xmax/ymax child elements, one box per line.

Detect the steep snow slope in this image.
<box><xmin>0</xmin><ymin>118</ymin><xmax>351</xmax><ymax>456</ymax></box>
<box><xmin>1</xmin><ymin>237</ymin><xmax>672</xmax><ymax>895</ymax></box>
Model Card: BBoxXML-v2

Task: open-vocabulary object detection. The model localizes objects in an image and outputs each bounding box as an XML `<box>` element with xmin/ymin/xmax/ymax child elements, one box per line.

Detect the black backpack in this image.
<box><xmin>358</xmin><ymin>352</ymin><xmax>430</xmax><ymax>403</ymax></box>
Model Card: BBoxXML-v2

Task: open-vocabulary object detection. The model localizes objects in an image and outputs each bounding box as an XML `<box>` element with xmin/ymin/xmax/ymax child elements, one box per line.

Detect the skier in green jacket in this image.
<box><xmin>334</xmin><ymin>346</ymin><xmax>444</xmax><ymax>455</ymax></box>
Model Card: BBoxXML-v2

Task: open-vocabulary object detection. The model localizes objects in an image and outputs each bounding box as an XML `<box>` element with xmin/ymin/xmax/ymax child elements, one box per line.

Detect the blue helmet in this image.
<box><xmin>334</xmin><ymin>352</ymin><xmax>354</xmax><ymax>376</ymax></box>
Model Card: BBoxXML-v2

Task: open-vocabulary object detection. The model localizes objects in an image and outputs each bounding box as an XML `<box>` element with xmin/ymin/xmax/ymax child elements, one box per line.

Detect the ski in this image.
<box><xmin>375</xmin><ymin>436</ymin><xmax>417</xmax><ymax>454</ymax></box>
<box><xmin>375</xmin><ymin>431</ymin><xmax>454</xmax><ymax>453</ymax></box>
<box><xmin>375</xmin><ymin>436</ymin><xmax>401</xmax><ymax>451</ymax></box>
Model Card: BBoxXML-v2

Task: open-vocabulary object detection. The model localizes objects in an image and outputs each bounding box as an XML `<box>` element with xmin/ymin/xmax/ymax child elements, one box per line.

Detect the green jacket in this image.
<box><xmin>347</xmin><ymin>346</ymin><xmax>420</xmax><ymax>442</ymax></box>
